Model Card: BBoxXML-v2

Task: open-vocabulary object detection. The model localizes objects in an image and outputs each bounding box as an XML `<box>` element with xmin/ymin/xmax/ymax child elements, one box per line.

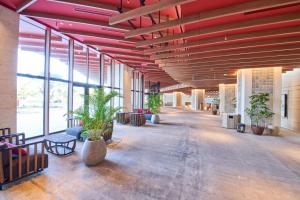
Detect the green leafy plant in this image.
<box><xmin>245</xmin><ymin>93</ymin><xmax>274</xmax><ymax>127</ymax></box>
<box><xmin>212</xmin><ymin>98</ymin><xmax>220</xmax><ymax>105</ymax></box>
<box><xmin>146</xmin><ymin>93</ymin><xmax>162</xmax><ymax>114</ymax></box>
<box><xmin>72</xmin><ymin>88</ymin><xmax>120</xmax><ymax>141</ymax></box>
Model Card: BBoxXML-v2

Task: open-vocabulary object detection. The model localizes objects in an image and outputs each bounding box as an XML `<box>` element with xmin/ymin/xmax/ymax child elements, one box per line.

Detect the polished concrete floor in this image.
<box><xmin>1</xmin><ymin>108</ymin><xmax>300</xmax><ymax>200</ymax></box>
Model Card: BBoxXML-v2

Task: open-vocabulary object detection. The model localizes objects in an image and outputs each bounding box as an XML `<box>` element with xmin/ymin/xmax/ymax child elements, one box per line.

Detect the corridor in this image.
<box><xmin>2</xmin><ymin>108</ymin><xmax>300</xmax><ymax>200</ymax></box>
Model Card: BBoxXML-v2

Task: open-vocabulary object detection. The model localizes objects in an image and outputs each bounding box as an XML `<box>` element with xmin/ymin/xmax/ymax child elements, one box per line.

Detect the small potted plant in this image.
<box><xmin>245</xmin><ymin>93</ymin><xmax>274</xmax><ymax>135</ymax></box>
<box><xmin>212</xmin><ymin>98</ymin><xmax>220</xmax><ymax>115</ymax></box>
<box><xmin>146</xmin><ymin>93</ymin><xmax>162</xmax><ymax>124</ymax></box>
<box><xmin>73</xmin><ymin>88</ymin><xmax>120</xmax><ymax>166</ymax></box>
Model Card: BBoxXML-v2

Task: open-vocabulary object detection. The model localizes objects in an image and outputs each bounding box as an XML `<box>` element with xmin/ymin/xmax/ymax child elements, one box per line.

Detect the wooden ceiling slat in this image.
<box><xmin>144</xmin><ymin>26</ymin><xmax>300</xmax><ymax>54</ymax></box>
<box><xmin>21</xmin><ymin>11</ymin><xmax>132</xmax><ymax>31</ymax></box>
<box><xmin>47</xmin><ymin>0</ymin><xmax>171</xmax><ymax>22</ymax></box>
<box><xmin>126</xmin><ymin>0</ymin><xmax>300</xmax><ymax>38</ymax></box>
<box><xmin>163</xmin><ymin>57</ymin><xmax>300</xmax><ymax>72</ymax></box>
<box><xmin>109</xmin><ymin>0</ymin><xmax>195</xmax><ymax>25</ymax></box>
<box><xmin>59</xmin><ymin>28</ymin><xmax>137</xmax><ymax>44</ymax></box>
<box><xmin>101</xmin><ymin>50</ymin><xmax>149</xmax><ymax>59</ymax></box>
<box><xmin>161</xmin><ymin>51</ymin><xmax>300</xmax><ymax>67</ymax></box>
<box><xmin>152</xmin><ymin>36</ymin><xmax>300</xmax><ymax>59</ymax></box>
<box><xmin>85</xmin><ymin>41</ymin><xmax>142</xmax><ymax>52</ymax></box>
<box><xmin>156</xmin><ymin>44</ymin><xmax>300</xmax><ymax>64</ymax></box>
<box><xmin>137</xmin><ymin>12</ymin><xmax>300</xmax><ymax>47</ymax></box>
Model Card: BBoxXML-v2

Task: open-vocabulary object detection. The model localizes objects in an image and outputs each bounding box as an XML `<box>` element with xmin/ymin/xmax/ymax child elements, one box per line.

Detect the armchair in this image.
<box><xmin>0</xmin><ymin>133</ymin><xmax>48</xmax><ymax>190</ymax></box>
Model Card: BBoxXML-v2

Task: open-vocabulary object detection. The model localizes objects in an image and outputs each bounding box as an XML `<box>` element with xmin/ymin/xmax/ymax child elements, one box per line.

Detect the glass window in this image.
<box><xmin>18</xmin><ymin>19</ymin><xmax>45</xmax><ymax>76</ymax></box>
<box><xmin>88</xmin><ymin>49</ymin><xmax>100</xmax><ymax>85</ymax></box>
<box><xmin>74</xmin><ymin>42</ymin><xmax>88</xmax><ymax>83</ymax></box>
<box><xmin>17</xmin><ymin>77</ymin><xmax>44</xmax><ymax>138</ymax></box>
<box><xmin>104</xmin><ymin>56</ymin><xmax>112</xmax><ymax>87</ymax></box>
<box><xmin>49</xmin><ymin>81</ymin><xmax>68</xmax><ymax>133</ymax></box>
<box><xmin>114</xmin><ymin>62</ymin><xmax>120</xmax><ymax>88</ymax></box>
<box><xmin>50</xmin><ymin>31</ymin><xmax>69</xmax><ymax>80</ymax></box>
<box><xmin>73</xmin><ymin>86</ymin><xmax>85</xmax><ymax>111</ymax></box>
<box><xmin>114</xmin><ymin>89</ymin><xmax>120</xmax><ymax>108</ymax></box>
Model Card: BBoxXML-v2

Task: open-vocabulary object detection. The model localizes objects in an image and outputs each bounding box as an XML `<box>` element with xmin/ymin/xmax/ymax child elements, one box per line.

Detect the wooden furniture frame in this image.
<box><xmin>0</xmin><ymin>134</ymin><xmax>47</xmax><ymax>190</ymax></box>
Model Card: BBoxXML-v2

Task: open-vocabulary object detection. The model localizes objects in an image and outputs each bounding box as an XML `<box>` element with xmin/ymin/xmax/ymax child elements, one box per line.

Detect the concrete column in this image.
<box><xmin>281</xmin><ymin>68</ymin><xmax>300</xmax><ymax>133</ymax></box>
<box><xmin>172</xmin><ymin>92</ymin><xmax>182</xmax><ymax>107</ymax></box>
<box><xmin>191</xmin><ymin>89</ymin><xmax>205</xmax><ymax>110</ymax></box>
<box><xmin>219</xmin><ymin>84</ymin><xmax>236</xmax><ymax>114</ymax></box>
<box><xmin>237</xmin><ymin>67</ymin><xmax>282</xmax><ymax>133</ymax></box>
<box><xmin>0</xmin><ymin>7</ymin><xmax>19</xmax><ymax>132</ymax></box>
<box><xmin>122</xmin><ymin>65</ymin><xmax>132</xmax><ymax>112</ymax></box>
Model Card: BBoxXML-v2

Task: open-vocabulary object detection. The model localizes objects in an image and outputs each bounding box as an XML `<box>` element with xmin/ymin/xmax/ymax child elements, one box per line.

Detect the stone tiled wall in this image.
<box><xmin>0</xmin><ymin>6</ymin><xmax>19</xmax><ymax>132</ymax></box>
<box><xmin>252</xmin><ymin>68</ymin><xmax>274</xmax><ymax>111</ymax></box>
<box><xmin>252</xmin><ymin>68</ymin><xmax>274</xmax><ymax>94</ymax></box>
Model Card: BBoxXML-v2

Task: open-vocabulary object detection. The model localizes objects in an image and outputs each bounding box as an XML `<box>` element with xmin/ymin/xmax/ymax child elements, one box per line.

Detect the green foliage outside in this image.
<box><xmin>245</xmin><ymin>93</ymin><xmax>274</xmax><ymax>127</ymax></box>
<box><xmin>72</xmin><ymin>88</ymin><xmax>120</xmax><ymax>141</ymax></box>
<box><xmin>146</xmin><ymin>93</ymin><xmax>163</xmax><ymax>115</ymax></box>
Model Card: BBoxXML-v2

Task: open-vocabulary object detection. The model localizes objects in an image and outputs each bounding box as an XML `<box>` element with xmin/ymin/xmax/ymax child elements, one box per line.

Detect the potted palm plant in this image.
<box><xmin>73</xmin><ymin>88</ymin><xmax>120</xmax><ymax>166</ymax></box>
<box><xmin>212</xmin><ymin>98</ymin><xmax>220</xmax><ymax>115</ymax></box>
<box><xmin>245</xmin><ymin>93</ymin><xmax>274</xmax><ymax>135</ymax></box>
<box><xmin>146</xmin><ymin>93</ymin><xmax>163</xmax><ymax>124</ymax></box>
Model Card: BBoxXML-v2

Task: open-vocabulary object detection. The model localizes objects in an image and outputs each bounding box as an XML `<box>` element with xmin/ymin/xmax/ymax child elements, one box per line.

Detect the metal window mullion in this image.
<box><xmin>67</xmin><ymin>39</ymin><xmax>74</xmax><ymax>128</ymax></box>
<box><xmin>110</xmin><ymin>59</ymin><xmax>114</xmax><ymax>107</ymax></box>
<box><xmin>43</xmin><ymin>28</ymin><xmax>51</xmax><ymax>136</ymax></box>
<box><xmin>86</xmin><ymin>48</ymin><xmax>89</xmax><ymax>84</ymax></box>
<box><xmin>100</xmin><ymin>54</ymin><xmax>104</xmax><ymax>87</ymax></box>
<box><xmin>141</xmin><ymin>74</ymin><xmax>144</xmax><ymax>109</ymax></box>
<box><xmin>132</xmin><ymin>71</ymin><xmax>135</xmax><ymax>111</ymax></box>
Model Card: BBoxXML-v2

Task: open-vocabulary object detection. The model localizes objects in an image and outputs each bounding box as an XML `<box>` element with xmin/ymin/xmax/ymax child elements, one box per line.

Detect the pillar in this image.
<box><xmin>172</xmin><ymin>92</ymin><xmax>182</xmax><ymax>107</ymax></box>
<box><xmin>122</xmin><ymin>65</ymin><xmax>133</xmax><ymax>112</ymax></box>
<box><xmin>281</xmin><ymin>68</ymin><xmax>300</xmax><ymax>132</ymax></box>
<box><xmin>191</xmin><ymin>89</ymin><xmax>205</xmax><ymax>110</ymax></box>
<box><xmin>0</xmin><ymin>6</ymin><xmax>19</xmax><ymax>132</ymax></box>
<box><xmin>219</xmin><ymin>84</ymin><xmax>236</xmax><ymax>114</ymax></box>
<box><xmin>237</xmin><ymin>67</ymin><xmax>282</xmax><ymax>134</ymax></box>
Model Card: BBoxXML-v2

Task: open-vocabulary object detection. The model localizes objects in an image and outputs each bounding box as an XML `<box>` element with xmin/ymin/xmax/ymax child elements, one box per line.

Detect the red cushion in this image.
<box><xmin>0</xmin><ymin>142</ymin><xmax>27</xmax><ymax>155</ymax></box>
<box><xmin>137</xmin><ymin>109</ymin><xmax>143</xmax><ymax>113</ymax></box>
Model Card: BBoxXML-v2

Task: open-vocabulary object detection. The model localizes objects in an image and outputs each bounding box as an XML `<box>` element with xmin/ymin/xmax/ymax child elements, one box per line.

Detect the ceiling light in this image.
<box><xmin>59</xmin><ymin>22</ymin><xmax>64</xmax><ymax>25</ymax></box>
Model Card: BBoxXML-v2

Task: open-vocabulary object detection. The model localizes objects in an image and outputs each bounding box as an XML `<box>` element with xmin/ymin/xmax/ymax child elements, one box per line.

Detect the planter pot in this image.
<box><xmin>212</xmin><ymin>110</ymin><xmax>218</xmax><ymax>115</ymax></box>
<box><xmin>151</xmin><ymin>114</ymin><xmax>160</xmax><ymax>124</ymax></box>
<box><xmin>144</xmin><ymin>114</ymin><xmax>152</xmax><ymax>121</ymax></box>
<box><xmin>251</xmin><ymin>125</ymin><xmax>265</xmax><ymax>135</ymax></box>
<box><xmin>81</xmin><ymin>138</ymin><xmax>107</xmax><ymax>166</ymax></box>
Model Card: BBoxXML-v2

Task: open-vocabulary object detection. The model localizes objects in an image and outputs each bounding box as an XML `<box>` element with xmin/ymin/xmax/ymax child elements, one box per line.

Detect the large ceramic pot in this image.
<box><xmin>81</xmin><ymin>137</ymin><xmax>107</xmax><ymax>166</ymax></box>
<box><xmin>151</xmin><ymin>114</ymin><xmax>160</xmax><ymax>124</ymax></box>
<box><xmin>251</xmin><ymin>125</ymin><xmax>265</xmax><ymax>135</ymax></box>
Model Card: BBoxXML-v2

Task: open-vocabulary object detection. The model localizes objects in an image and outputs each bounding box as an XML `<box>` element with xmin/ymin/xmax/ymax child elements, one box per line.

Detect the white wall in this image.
<box><xmin>0</xmin><ymin>6</ymin><xmax>19</xmax><ymax>132</ymax></box>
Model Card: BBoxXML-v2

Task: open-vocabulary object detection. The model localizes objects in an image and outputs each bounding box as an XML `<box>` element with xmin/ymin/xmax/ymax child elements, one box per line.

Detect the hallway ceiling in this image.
<box><xmin>1</xmin><ymin>0</ymin><xmax>300</xmax><ymax>89</ymax></box>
